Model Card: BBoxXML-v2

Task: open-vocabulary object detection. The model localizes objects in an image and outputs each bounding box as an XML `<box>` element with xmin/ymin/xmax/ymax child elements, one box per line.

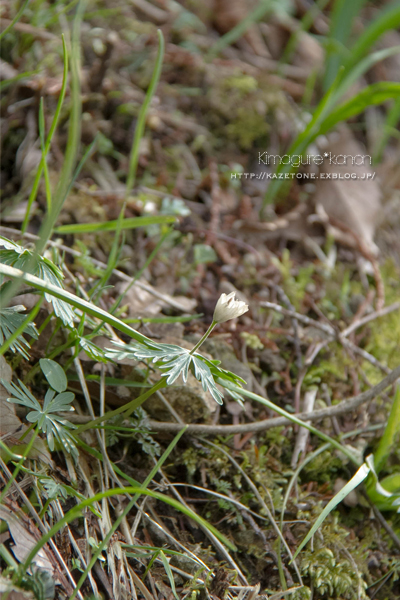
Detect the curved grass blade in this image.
<box><xmin>291</xmin><ymin>460</ymin><xmax>371</xmax><ymax>561</ymax></box>
<box><xmin>54</xmin><ymin>215</ymin><xmax>176</xmax><ymax>234</ymax></box>
<box><xmin>0</xmin><ymin>0</ymin><xmax>30</xmax><ymax>41</ymax></box>
<box><xmin>342</xmin><ymin>1</ymin><xmax>400</xmax><ymax>79</ymax></box>
<box><xmin>323</xmin><ymin>0</ymin><xmax>367</xmax><ymax>91</ymax></box>
<box><xmin>373</xmin><ymin>384</ymin><xmax>400</xmax><ymax>474</ymax></box>
<box><xmin>318</xmin><ymin>82</ymin><xmax>400</xmax><ymax>135</ymax></box>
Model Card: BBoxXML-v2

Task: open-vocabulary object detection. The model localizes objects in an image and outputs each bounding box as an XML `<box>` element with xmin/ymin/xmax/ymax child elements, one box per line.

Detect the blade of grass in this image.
<box><xmin>160</xmin><ymin>550</ymin><xmax>179</xmax><ymax>600</ymax></box>
<box><xmin>0</xmin><ymin>70</ymin><xmax>38</xmax><ymax>92</ymax></box>
<box><xmin>22</xmin><ymin>36</ymin><xmax>68</xmax><ymax>233</ymax></box>
<box><xmin>38</xmin><ymin>98</ymin><xmax>53</xmax><ymax>213</ymax></box>
<box><xmin>333</xmin><ymin>46</ymin><xmax>400</xmax><ymax>106</ymax></box>
<box><xmin>323</xmin><ymin>0</ymin><xmax>367</xmax><ymax>91</ymax></box>
<box><xmin>318</xmin><ymin>82</ymin><xmax>400</xmax><ymax>135</ymax></box>
<box><xmin>68</xmin><ymin>427</ymin><xmax>236</xmax><ymax>600</ymax></box>
<box><xmin>373</xmin><ymin>384</ymin><xmax>400</xmax><ymax>474</ymax></box>
<box><xmin>35</xmin><ymin>1</ymin><xmax>86</xmax><ymax>254</ymax></box>
<box><xmin>54</xmin><ymin>215</ymin><xmax>176</xmax><ymax>234</ymax></box>
<box><xmin>125</xmin><ymin>29</ymin><xmax>165</xmax><ymax>198</ymax></box>
<box><xmin>341</xmin><ymin>1</ymin><xmax>400</xmax><ymax>79</ymax></box>
<box><xmin>0</xmin><ymin>0</ymin><xmax>30</xmax><ymax>41</ymax></box>
<box><xmin>291</xmin><ymin>460</ymin><xmax>371</xmax><ymax>561</ymax></box>
<box><xmin>263</xmin><ymin>80</ymin><xmax>400</xmax><ymax>207</ymax></box>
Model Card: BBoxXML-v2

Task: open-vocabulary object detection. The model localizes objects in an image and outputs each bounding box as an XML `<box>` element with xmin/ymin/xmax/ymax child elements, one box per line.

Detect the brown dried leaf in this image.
<box><xmin>315</xmin><ymin>126</ymin><xmax>381</xmax><ymax>253</ymax></box>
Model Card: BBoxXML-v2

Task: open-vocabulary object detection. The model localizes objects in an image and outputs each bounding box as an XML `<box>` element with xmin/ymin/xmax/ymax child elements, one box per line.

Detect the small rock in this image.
<box><xmin>145</xmin><ymin>372</ymin><xmax>217</xmax><ymax>422</ymax></box>
<box><xmin>258</xmin><ymin>348</ymin><xmax>286</xmax><ymax>373</ymax></box>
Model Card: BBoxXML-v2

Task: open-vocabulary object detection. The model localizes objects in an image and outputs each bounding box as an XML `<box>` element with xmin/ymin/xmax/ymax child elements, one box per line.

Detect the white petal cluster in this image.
<box><xmin>213</xmin><ymin>292</ymin><xmax>249</xmax><ymax>324</ymax></box>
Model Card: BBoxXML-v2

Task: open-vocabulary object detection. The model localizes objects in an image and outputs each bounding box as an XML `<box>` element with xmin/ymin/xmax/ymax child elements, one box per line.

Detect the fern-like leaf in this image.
<box><xmin>0</xmin><ymin>236</ymin><xmax>75</xmax><ymax>327</ymax></box>
<box><xmin>0</xmin><ymin>305</ymin><xmax>38</xmax><ymax>359</ymax></box>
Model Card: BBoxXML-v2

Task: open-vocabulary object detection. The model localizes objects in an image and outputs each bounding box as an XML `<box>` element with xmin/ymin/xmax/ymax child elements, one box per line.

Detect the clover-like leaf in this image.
<box><xmin>40</xmin><ymin>358</ymin><xmax>67</xmax><ymax>393</ymax></box>
<box><xmin>1</xmin><ymin>379</ymin><xmax>78</xmax><ymax>459</ymax></box>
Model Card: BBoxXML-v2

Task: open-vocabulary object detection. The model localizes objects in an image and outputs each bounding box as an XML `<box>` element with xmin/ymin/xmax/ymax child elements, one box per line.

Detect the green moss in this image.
<box><xmin>302</xmin><ymin>450</ymin><xmax>343</xmax><ymax>484</ymax></box>
<box><xmin>203</xmin><ymin>66</ymin><xmax>291</xmax><ymax>150</ymax></box>
<box><xmin>301</xmin><ymin>546</ymin><xmax>368</xmax><ymax>599</ymax></box>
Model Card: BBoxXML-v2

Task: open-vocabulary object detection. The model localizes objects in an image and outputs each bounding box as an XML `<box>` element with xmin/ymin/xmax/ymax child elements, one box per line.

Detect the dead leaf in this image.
<box><xmin>0</xmin><ymin>505</ymin><xmax>53</xmax><ymax>575</ymax></box>
<box><xmin>314</xmin><ymin>126</ymin><xmax>381</xmax><ymax>253</ymax></box>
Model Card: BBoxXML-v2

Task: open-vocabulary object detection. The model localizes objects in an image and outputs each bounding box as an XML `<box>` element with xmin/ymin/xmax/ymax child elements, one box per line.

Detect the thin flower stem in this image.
<box><xmin>190</xmin><ymin>321</ymin><xmax>217</xmax><ymax>355</ymax></box>
<box><xmin>19</xmin><ymin>421</ymin><xmax>35</xmax><ymax>441</ymax></box>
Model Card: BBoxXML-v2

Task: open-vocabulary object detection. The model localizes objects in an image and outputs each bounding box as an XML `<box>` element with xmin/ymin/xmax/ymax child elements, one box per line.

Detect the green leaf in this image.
<box><xmin>292</xmin><ymin>460</ymin><xmax>371</xmax><ymax>561</ymax></box>
<box><xmin>318</xmin><ymin>82</ymin><xmax>400</xmax><ymax>135</ymax></box>
<box><xmin>40</xmin><ymin>359</ymin><xmax>68</xmax><ymax>393</ymax></box>
<box><xmin>2</xmin><ymin>379</ymin><xmax>77</xmax><ymax>459</ymax></box>
<box><xmin>193</xmin><ymin>244</ymin><xmax>217</xmax><ymax>264</ymax></box>
<box><xmin>373</xmin><ymin>384</ymin><xmax>400</xmax><ymax>473</ymax></box>
<box><xmin>0</xmin><ymin>306</ymin><xmax>38</xmax><ymax>360</ymax></box>
<box><xmin>54</xmin><ymin>215</ymin><xmax>176</xmax><ymax>234</ymax></box>
<box><xmin>2</xmin><ymin>379</ymin><xmax>41</xmax><ymax>412</ymax></box>
<box><xmin>160</xmin><ymin>551</ymin><xmax>179</xmax><ymax>600</ymax></box>
<box><xmin>0</xmin><ymin>236</ymin><xmax>75</xmax><ymax>327</ymax></box>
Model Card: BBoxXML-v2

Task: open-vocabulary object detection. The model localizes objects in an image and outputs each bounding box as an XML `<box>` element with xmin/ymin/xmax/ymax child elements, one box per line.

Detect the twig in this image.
<box><xmin>260</xmin><ymin>301</ymin><xmax>335</xmax><ymax>336</ymax></box>
<box><xmin>341</xmin><ymin>302</ymin><xmax>400</xmax><ymax>338</ymax></box>
<box><xmin>291</xmin><ymin>388</ymin><xmax>316</xmax><ymax>469</ymax></box>
<box><xmin>65</xmin><ymin>365</ymin><xmax>400</xmax><ymax>433</ymax></box>
<box><xmin>116</xmin><ymin>364</ymin><xmax>399</xmax><ymax>435</ymax></box>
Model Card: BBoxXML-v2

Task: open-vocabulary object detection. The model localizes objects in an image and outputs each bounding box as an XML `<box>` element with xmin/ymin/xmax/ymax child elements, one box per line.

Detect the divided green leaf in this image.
<box><xmin>0</xmin><ymin>305</ymin><xmax>39</xmax><ymax>359</ymax></box>
<box><xmin>0</xmin><ymin>237</ymin><xmax>75</xmax><ymax>327</ymax></box>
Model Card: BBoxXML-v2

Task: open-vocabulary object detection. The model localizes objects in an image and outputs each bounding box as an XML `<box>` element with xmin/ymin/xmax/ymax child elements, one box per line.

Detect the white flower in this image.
<box><xmin>213</xmin><ymin>292</ymin><xmax>249</xmax><ymax>324</ymax></box>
